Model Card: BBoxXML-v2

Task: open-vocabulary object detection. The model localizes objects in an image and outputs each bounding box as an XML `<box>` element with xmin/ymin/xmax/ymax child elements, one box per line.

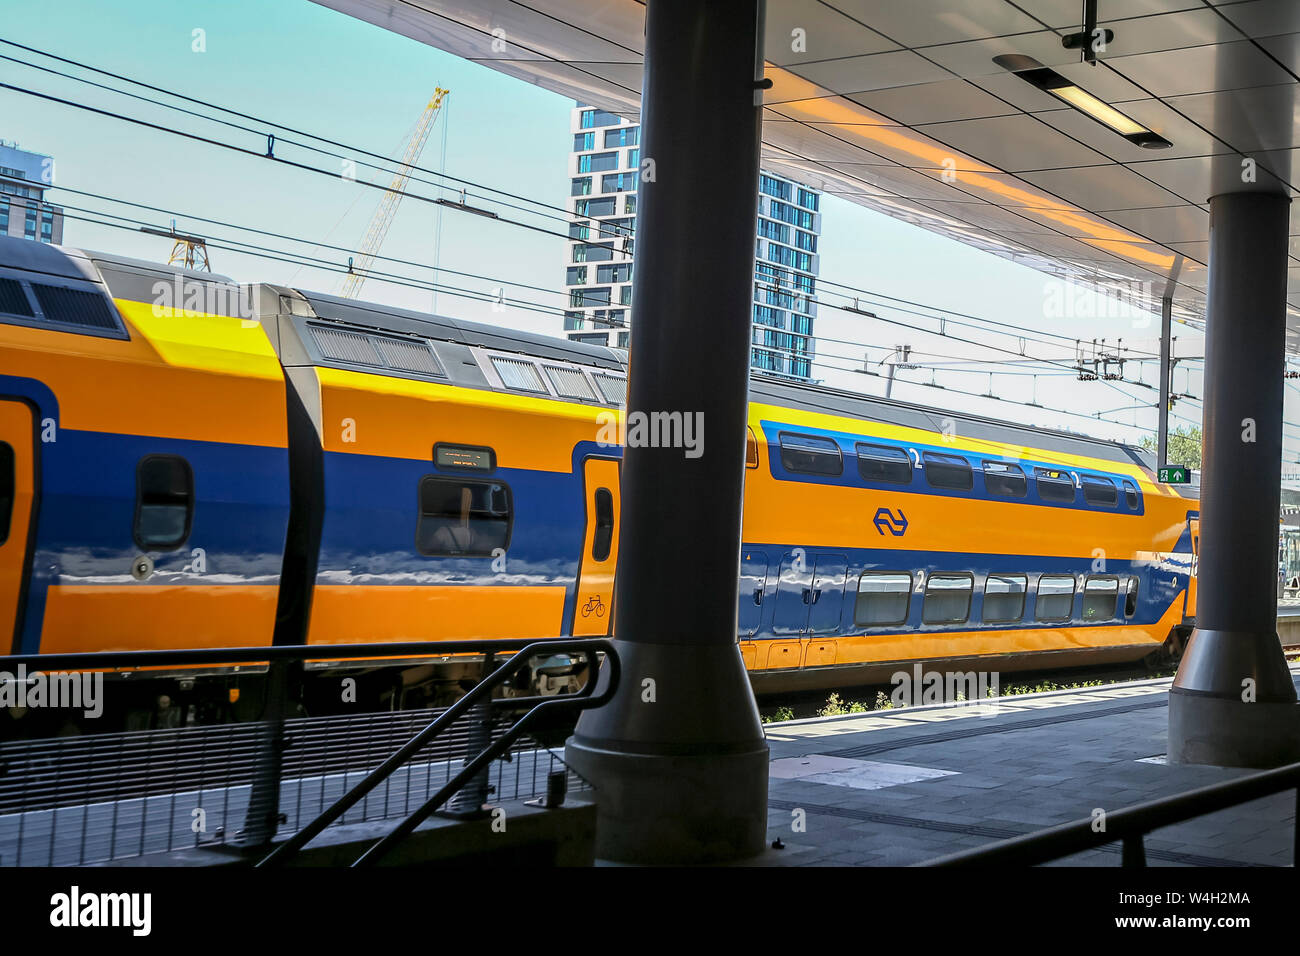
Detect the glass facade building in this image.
<box><xmin>564</xmin><ymin>106</ymin><xmax>821</xmax><ymax>380</ymax></box>
<box><xmin>0</xmin><ymin>142</ymin><xmax>63</xmax><ymax>246</ymax></box>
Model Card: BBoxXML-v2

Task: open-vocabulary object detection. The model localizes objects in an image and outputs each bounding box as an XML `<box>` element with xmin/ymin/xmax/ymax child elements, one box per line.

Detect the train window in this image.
<box><xmin>779</xmin><ymin>433</ymin><xmax>842</xmax><ymax>476</ymax></box>
<box><xmin>856</xmin><ymin>443</ymin><xmax>911</xmax><ymax>484</ymax></box>
<box><xmin>544</xmin><ymin>365</ymin><xmax>597</xmax><ymax>401</ymax></box>
<box><xmin>1034</xmin><ymin>468</ymin><xmax>1075</xmax><ymax>504</ymax></box>
<box><xmin>0</xmin><ymin>441</ymin><xmax>12</xmax><ymax>546</ymax></box>
<box><xmin>310</xmin><ymin>325</ymin><xmax>383</xmax><ymax>366</ymax></box>
<box><xmin>0</xmin><ymin>278</ymin><xmax>33</xmax><ymax>317</ymax></box>
<box><xmin>416</xmin><ymin>477</ymin><xmax>512</xmax><ymax>557</ymax></box>
<box><xmin>854</xmin><ymin>572</ymin><xmax>911</xmax><ymax>626</ymax></box>
<box><xmin>373</xmin><ymin>336</ymin><xmax>445</xmax><ymax>377</ymax></box>
<box><xmin>982</xmin><ymin>574</ymin><xmax>1027</xmax><ymax>623</ymax></box>
<box><xmin>134</xmin><ymin>455</ymin><xmax>194</xmax><ymax>551</ymax></box>
<box><xmin>922</xmin><ymin>452</ymin><xmax>973</xmax><ymax>491</ymax></box>
<box><xmin>592</xmin><ymin>487</ymin><xmax>614</xmax><ymax>561</ymax></box>
<box><xmin>491</xmin><ymin>357</ymin><xmax>548</xmax><ymax>393</ymax></box>
<box><xmin>1082</xmin><ymin>576</ymin><xmax>1120</xmax><ymax>621</ymax></box>
<box><xmin>746</xmin><ymin>428</ymin><xmax>760</xmax><ymax>469</ymax></box>
<box><xmin>1124</xmin><ymin>576</ymin><xmax>1140</xmax><ymax>617</ymax></box>
<box><xmin>592</xmin><ymin>373</ymin><xmax>627</xmax><ymax>406</ymax></box>
<box><xmin>1034</xmin><ymin>574</ymin><xmax>1075</xmax><ymax>622</ymax></box>
<box><xmin>1081</xmin><ymin>476</ymin><xmax>1118</xmax><ymax>507</ymax></box>
<box><xmin>982</xmin><ymin>461</ymin><xmax>1026</xmax><ymax>498</ymax></box>
<box><xmin>30</xmin><ymin>284</ymin><xmax>122</xmax><ymax>332</ymax></box>
<box><xmin>1122</xmin><ymin>480</ymin><xmax>1140</xmax><ymax>510</ymax></box>
<box><xmin>923</xmin><ymin>573</ymin><xmax>973</xmax><ymax>624</ymax></box>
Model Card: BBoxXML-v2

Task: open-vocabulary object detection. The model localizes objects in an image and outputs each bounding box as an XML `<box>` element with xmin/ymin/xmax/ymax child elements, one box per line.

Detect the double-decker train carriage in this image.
<box><xmin>0</xmin><ymin>236</ymin><xmax>1198</xmax><ymax>732</ymax></box>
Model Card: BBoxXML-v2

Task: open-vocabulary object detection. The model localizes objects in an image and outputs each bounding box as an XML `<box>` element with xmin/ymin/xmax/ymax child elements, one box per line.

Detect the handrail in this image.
<box><xmin>256</xmin><ymin>638</ymin><xmax>618</xmax><ymax>868</ymax></box>
<box><xmin>921</xmin><ymin>759</ymin><xmax>1300</xmax><ymax>866</ymax></box>
<box><xmin>1</xmin><ymin>637</ymin><xmax>613</xmax><ymax>856</ymax></box>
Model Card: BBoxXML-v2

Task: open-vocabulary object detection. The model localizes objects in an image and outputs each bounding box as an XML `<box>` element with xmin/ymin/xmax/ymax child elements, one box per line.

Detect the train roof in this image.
<box><xmin>294</xmin><ymin>288</ymin><xmax>627</xmax><ymax>371</ymax></box>
<box><xmin>750</xmin><ymin>376</ymin><xmax>1156</xmax><ymax>472</ymax></box>
<box><xmin>286</xmin><ymin>271</ymin><xmax>1155</xmax><ymax>472</ymax></box>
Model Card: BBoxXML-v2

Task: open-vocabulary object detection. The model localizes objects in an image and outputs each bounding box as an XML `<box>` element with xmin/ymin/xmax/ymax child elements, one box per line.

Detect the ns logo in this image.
<box><xmin>873</xmin><ymin>507</ymin><xmax>908</xmax><ymax>537</ymax></box>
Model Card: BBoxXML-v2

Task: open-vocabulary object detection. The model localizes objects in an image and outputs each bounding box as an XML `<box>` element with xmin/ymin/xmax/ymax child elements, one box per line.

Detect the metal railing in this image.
<box><xmin>0</xmin><ymin>639</ymin><xmax>617</xmax><ymax>866</ymax></box>
<box><xmin>258</xmin><ymin>638</ymin><xmax>618</xmax><ymax>866</ymax></box>
<box><xmin>921</xmin><ymin>759</ymin><xmax>1300</xmax><ymax>867</ymax></box>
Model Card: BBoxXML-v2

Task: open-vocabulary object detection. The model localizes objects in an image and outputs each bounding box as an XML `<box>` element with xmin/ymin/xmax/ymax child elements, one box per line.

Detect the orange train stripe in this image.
<box><xmin>743</xmin><ymin>476</ymin><xmax>1191</xmax><ymax>555</ymax></box>
<box><xmin>306</xmin><ymin>585</ymin><xmax>567</xmax><ymax>644</ymax></box>
<box><xmin>40</xmin><ymin>585</ymin><xmax>279</xmax><ymax>654</ymax></box>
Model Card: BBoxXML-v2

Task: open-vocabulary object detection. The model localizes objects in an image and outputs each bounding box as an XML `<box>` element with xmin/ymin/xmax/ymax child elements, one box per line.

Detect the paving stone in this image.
<box><xmin>754</xmin><ymin>669</ymin><xmax>1300</xmax><ymax>866</ymax></box>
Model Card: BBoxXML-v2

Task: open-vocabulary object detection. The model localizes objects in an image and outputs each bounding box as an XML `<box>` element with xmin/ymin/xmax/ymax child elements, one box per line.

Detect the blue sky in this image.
<box><xmin>1</xmin><ymin>0</ymin><xmax>1266</xmax><ymax>464</ymax></box>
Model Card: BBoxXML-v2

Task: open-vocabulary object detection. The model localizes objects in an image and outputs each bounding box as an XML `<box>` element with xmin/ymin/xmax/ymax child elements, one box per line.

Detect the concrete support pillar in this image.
<box><xmin>565</xmin><ymin>0</ymin><xmax>770</xmax><ymax>862</ymax></box>
<box><xmin>1169</xmin><ymin>190</ymin><xmax>1300</xmax><ymax>767</ymax></box>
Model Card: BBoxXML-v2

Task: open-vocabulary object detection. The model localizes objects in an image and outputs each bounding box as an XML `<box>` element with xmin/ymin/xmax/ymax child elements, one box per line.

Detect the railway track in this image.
<box><xmin>758</xmin><ymin>623</ymin><xmax>1300</xmax><ymax>722</ymax></box>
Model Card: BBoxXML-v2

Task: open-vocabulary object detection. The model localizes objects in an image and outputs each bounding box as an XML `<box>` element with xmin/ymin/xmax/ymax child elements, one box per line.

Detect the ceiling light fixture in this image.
<box><xmin>993</xmin><ymin>54</ymin><xmax>1172</xmax><ymax>149</ymax></box>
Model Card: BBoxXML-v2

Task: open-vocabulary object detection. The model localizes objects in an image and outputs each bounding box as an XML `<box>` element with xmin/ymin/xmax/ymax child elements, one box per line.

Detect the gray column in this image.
<box><xmin>565</xmin><ymin>0</ymin><xmax>770</xmax><ymax>862</ymax></box>
<box><xmin>1169</xmin><ymin>190</ymin><xmax>1300</xmax><ymax>767</ymax></box>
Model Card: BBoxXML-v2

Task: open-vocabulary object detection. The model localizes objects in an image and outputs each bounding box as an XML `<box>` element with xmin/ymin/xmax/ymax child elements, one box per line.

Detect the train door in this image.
<box><xmin>805</xmin><ymin>554</ymin><xmax>846</xmax><ymax>666</ymax></box>
<box><xmin>0</xmin><ymin>400</ymin><xmax>34</xmax><ymax>652</ymax></box>
<box><xmin>771</xmin><ymin>551</ymin><xmax>846</xmax><ymax>667</ymax></box>
<box><xmin>766</xmin><ymin>551</ymin><xmax>811</xmax><ymax>668</ymax></box>
<box><xmin>573</xmin><ymin>457</ymin><xmax>619</xmax><ymax>636</ymax></box>
<box><xmin>738</xmin><ymin>551</ymin><xmax>768</xmax><ymax>639</ymax></box>
<box><xmin>772</xmin><ymin>550</ymin><xmax>812</xmax><ymax>636</ymax></box>
<box><xmin>1184</xmin><ymin>514</ymin><xmax>1199</xmax><ymax>620</ymax></box>
<box><xmin>807</xmin><ymin>555</ymin><xmax>847</xmax><ymax>634</ymax></box>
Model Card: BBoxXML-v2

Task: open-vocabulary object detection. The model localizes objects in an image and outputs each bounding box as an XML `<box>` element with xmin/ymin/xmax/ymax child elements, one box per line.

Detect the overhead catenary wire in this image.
<box><xmin>54</xmin><ymin>207</ymin><xmax>569</xmax><ymax>318</ymax></box>
<box><xmin>52</xmin><ymin>200</ymin><xmax>1175</xmax><ymax>439</ymax></box>
<box><xmin>0</xmin><ymin>40</ymin><xmax>613</xmax><ymax>238</ymax></box>
<box><xmin>57</xmin><ymin>183</ymin><xmax>1207</xmax><ymax>430</ymax></box>
<box><xmin>56</xmin><ymin>183</ymin><xmax>1154</xmax><ymax>384</ymax></box>
<box><xmin>808</xmin><ymin>271</ymin><xmax>1185</xmax><ymax>359</ymax></box>
<box><xmin>0</xmin><ymin>39</ymin><xmax>1206</xmax><ymax>362</ymax></box>
<box><xmin>0</xmin><ymin>80</ymin><xmax>592</xmax><ymax>247</ymax></box>
<box><xmin>55</xmin><ymin>188</ymin><xmax>572</xmax><ymax>302</ymax></box>
<box><xmin>0</xmin><ymin>46</ymin><xmax>1229</xmax><ymax>441</ymax></box>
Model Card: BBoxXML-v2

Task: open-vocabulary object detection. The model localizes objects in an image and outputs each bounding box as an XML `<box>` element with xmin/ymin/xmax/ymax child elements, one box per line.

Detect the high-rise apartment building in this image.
<box><xmin>564</xmin><ymin>106</ymin><xmax>820</xmax><ymax>381</ymax></box>
<box><xmin>0</xmin><ymin>143</ymin><xmax>63</xmax><ymax>245</ymax></box>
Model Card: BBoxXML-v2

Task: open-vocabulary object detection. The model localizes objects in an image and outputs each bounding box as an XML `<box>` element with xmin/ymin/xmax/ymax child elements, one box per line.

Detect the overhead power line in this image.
<box><xmin>0</xmin><ymin>39</ymin><xmax>1206</xmax><ymax>361</ymax></box>
<box><xmin>0</xmin><ymin>40</ymin><xmax>611</xmax><ymax>237</ymax></box>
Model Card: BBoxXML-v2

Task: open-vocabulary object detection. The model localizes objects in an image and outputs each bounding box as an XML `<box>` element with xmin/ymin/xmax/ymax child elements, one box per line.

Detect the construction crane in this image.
<box><xmin>340</xmin><ymin>88</ymin><xmax>449</xmax><ymax>299</ymax></box>
<box><xmin>141</xmin><ymin>221</ymin><xmax>211</xmax><ymax>271</ymax></box>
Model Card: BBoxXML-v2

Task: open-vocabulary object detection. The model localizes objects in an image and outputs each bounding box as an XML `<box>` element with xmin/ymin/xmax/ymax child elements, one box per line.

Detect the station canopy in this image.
<box><xmin>315</xmin><ymin>0</ymin><xmax>1300</xmax><ymax>346</ymax></box>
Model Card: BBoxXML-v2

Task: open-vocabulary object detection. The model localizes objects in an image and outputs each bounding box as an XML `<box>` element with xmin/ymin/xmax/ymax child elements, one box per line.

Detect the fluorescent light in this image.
<box><xmin>1048</xmin><ymin>85</ymin><xmax>1147</xmax><ymax>136</ymax></box>
<box><xmin>992</xmin><ymin>55</ymin><xmax>1172</xmax><ymax>149</ymax></box>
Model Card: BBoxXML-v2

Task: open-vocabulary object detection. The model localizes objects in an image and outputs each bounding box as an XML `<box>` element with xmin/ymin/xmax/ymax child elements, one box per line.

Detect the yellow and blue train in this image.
<box><xmin>0</xmin><ymin>237</ymin><xmax>1199</xmax><ymax>729</ymax></box>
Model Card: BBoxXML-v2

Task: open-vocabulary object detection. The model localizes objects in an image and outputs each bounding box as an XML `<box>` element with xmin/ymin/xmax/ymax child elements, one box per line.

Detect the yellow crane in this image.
<box><xmin>340</xmin><ymin>88</ymin><xmax>449</xmax><ymax>299</ymax></box>
<box><xmin>141</xmin><ymin>222</ymin><xmax>211</xmax><ymax>271</ymax></box>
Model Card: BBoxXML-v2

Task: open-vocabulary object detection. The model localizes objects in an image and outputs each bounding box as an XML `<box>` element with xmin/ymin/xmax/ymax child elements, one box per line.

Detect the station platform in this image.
<box><xmin>751</xmin><ymin>666</ymin><xmax>1300</xmax><ymax>867</ymax></box>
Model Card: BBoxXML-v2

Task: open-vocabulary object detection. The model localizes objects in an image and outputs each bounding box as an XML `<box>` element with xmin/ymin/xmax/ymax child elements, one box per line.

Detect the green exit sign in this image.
<box><xmin>1159</xmin><ymin>466</ymin><xmax>1191</xmax><ymax>484</ymax></box>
